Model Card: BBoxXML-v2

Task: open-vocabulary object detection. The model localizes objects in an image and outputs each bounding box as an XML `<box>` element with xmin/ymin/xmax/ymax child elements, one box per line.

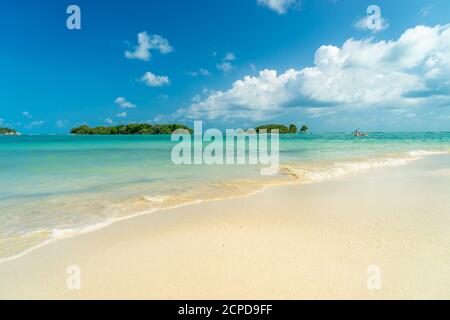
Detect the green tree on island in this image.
<box><xmin>255</xmin><ymin>124</ymin><xmax>289</xmax><ymax>134</ymax></box>
<box><xmin>288</xmin><ymin>124</ymin><xmax>297</xmax><ymax>134</ymax></box>
<box><xmin>300</xmin><ymin>124</ymin><xmax>309</xmax><ymax>133</ymax></box>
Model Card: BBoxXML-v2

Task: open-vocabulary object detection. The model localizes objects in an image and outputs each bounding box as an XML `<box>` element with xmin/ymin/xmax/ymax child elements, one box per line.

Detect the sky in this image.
<box><xmin>1</xmin><ymin>0</ymin><xmax>450</xmax><ymax>133</ymax></box>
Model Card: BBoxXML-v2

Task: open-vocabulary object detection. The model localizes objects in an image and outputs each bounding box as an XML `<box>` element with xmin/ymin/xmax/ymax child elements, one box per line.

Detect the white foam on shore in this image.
<box><xmin>408</xmin><ymin>149</ymin><xmax>448</xmax><ymax>157</ymax></box>
<box><xmin>1</xmin><ymin>148</ymin><xmax>448</xmax><ymax>265</ymax></box>
<box><xmin>282</xmin><ymin>149</ymin><xmax>449</xmax><ymax>183</ymax></box>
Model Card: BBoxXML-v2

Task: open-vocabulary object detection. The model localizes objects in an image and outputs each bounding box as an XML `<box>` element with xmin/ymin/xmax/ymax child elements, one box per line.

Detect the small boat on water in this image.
<box><xmin>353</xmin><ymin>129</ymin><xmax>368</xmax><ymax>137</ymax></box>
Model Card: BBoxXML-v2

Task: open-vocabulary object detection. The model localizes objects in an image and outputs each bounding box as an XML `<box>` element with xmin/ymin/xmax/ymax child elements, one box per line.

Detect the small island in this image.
<box><xmin>70</xmin><ymin>123</ymin><xmax>193</xmax><ymax>135</ymax></box>
<box><xmin>0</xmin><ymin>127</ymin><xmax>20</xmax><ymax>136</ymax></box>
<box><xmin>255</xmin><ymin>124</ymin><xmax>308</xmax><ymax>134</ymax></box>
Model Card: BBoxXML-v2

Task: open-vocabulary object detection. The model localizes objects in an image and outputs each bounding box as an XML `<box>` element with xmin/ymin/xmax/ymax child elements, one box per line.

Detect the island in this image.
<box><xmin>255</xmin><ymin>124</ymin><xmax>308</xmax><ymax>134</ymax></box>
<box><xmin>70</xmin><ymin>123</ymin><xmax>193</xmax><ymax>135</ymax></box>
<box><xmin>0</xmin><ymin>127</ymin><xmax>20</xmax><ymax>135</ymax></box>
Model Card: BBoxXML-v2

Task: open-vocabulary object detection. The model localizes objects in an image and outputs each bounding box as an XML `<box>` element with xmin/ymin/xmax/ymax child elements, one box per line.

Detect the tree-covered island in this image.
<box><xmin>255</xmin><ymin>124</ymin><xmax>307</xmax><ymax>134</ymax></box>
<box><xmin>0</xmin><ymin>127</ymin><xmax>20</xmax><ymax>135</ymax></box>
<box><xmin>70</xmin><ymin>123</ymin><xmax>193</xmax><ymax>135</ymax></box>
<box><xmin>70</xmin><ymin>123</ymin><xmax>308</xmax><ymax>135</ymax></box>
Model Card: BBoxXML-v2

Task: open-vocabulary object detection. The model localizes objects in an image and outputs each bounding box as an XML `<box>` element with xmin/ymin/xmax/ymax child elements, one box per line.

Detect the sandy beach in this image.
<box><xmin>0</xmin><ymin>154</ymin><xmax>449</xmax><ymax>300</ymax></box>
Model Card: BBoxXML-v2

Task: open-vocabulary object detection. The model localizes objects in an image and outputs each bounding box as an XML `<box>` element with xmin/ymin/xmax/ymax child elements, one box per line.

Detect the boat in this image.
<box><xmin>353</xmin><ymin>129</ymin><xmax>368</xmax><ymax>137</ymax></box>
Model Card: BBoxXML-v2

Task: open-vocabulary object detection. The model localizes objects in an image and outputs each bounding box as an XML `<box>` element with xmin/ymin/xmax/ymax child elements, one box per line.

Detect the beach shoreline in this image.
<box><xmin>1</xmin><ymin>146</ymin><xmax>446</xmax><ymax>264</ymax></box>
<box><xmin>0</xmin><ymin>154</ymin><xmax>449</xmax><ymax>299</ymax></box>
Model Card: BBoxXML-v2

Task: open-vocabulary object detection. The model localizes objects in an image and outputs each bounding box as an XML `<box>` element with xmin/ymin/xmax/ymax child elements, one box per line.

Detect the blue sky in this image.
<box><xmin>1</xmin><ymin>0</ymin><xmax>449</xmax><ymax>133</ymax></box>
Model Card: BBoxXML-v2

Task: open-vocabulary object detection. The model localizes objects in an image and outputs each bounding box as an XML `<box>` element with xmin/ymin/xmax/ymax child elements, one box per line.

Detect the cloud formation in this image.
<box><xmin>354</xmin><ymin>15</ymin><xmax>389</xmax><ymax>33</ymax></box>
<box><xmin>141</xmin><ymin>71</ymin><xmax>171</xmax><ymax>87</ymax></box>
<box><xmin>175</xmin><ymin>24</ymin><xmax>450</xmax><ymax>122</ymax></box>
<box><xmin>257</xmin><ymin>0</ymin><xmax>300</xmax><ymax>14</ymax></box>
<box><xmin>114</xmin><ymin>97</ymin><xmax>136</xmax><ymax>109</ymax></box>
<box><xmin>223</xmin><ymin>52</ymin><xmax>236</xmax><ymax>61</ymax></box>
<box><xmin>125</xmin><ymin>32</ymin><xmax>173</xmax><ymax>61</ymax></box>
<box><xmin>216</xmin><ymin>52</ymin><xmax>237</xmax><ymax>73</ymax></box>
<box><xmin>186</xmin><ymin>68</ymin><xmax>211</xmax><ymax>77</ymax></box>
<box><xmin>216</xmin><ymin>62</ymin><xmax>234</xmax><ymax>73</ymax></box>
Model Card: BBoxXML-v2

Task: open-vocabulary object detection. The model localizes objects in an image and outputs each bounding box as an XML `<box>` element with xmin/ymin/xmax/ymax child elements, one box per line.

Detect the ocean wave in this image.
<box><xmin>140</xmin><ymin>195</ymin><xmax>169</xmax><ymax>203</ymax></box>
<box><xmin>281</xmin><ymin>149</ymin><xmax>448</xmax><ymax>183</ymax></box>
<box><xmin>408</xmin><ymin>149</ymin><xmax>448</xmax><ymax>157</ymax></box>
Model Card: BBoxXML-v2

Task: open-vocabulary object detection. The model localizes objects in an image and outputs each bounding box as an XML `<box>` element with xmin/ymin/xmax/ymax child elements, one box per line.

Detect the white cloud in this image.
<box><xmin>187</xmin><ymin>68</ymin><xmax>211</xmax><ymax>77</ymax></box>
<box><xmin>191</xmin><ymin>94</ymin><xmax>202</xmax><ymax>102</ymax></box>
<box><xmin>141</xmin><ymin>71</ymin><xmax>171</xmax><ymax>87</ymax></box>
<box><xmin>224</xmin><ymin>52</ymin><xmax>236</xmax><ymax>61</ymax></box>
<box><xmin>199</xmin><ymin>68</ymin><xmax>211</xmax><ymax>76</ymax></box>
<box><xmin>257</xmin><ymin>0</ymin><xmax>300</xmax><ymax>14</ymax></box>
<box><xmin>216</xmin><ymin>62</ymin><xmax>234</xmax><ymax>73</ymax></box>
<box><xmin>105</xmin><ymin>118</ymin><xmax>114</xmax><ymax>125</ymax></box>
<box><xmin>116</xmin><ymin>112</ymin><xmax>127</xmax><ymax>118</ymax></box>
<box><xmin>216</xmin><ymin>52</ymin><xmax>237</xmax><ymax>73</ymax></box>
<box><xmin>22</xmin><ymin>111</ymin><xmax>32</xmax><ymax>119</ymax></box>
<box><xmin>114</xmin><ymin>97</ymin><xmax>136</xmax><ymax>109</ymax></box>
<box><xmin>174</xmin><ymin>24</ymin><xmax>450</xmax><ymax>122</ymax></box>
<box><xmin>125</xmin><ymin>32</ymin><xmax>173</xmax><ymax>61</ymax></box>
<box><xmin>354</xmin><ymin>10</ymin><xmax>389</xmax><ymax>33</ymax></box>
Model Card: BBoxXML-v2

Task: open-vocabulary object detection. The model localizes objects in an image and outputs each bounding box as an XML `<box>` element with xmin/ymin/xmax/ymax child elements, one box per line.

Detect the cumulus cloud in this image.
<box><xmin>116</xmin><ymin>112</ymin><xmax>127</xmax><ymax>118</ymax></box>
<box><xmin>174</xmin><ymin>24</ymin><xmax>450</xmax><ymax>122</ymax></box>
<box><xmin>141</xmin><ymin>71</ymin><xmax>170</xmax><ymax>87</ymax></box>
<box><xmin>257</xmin><ymin>0</ymin><xmax>300</xmax><ymax>14</ymax></box>
<box><xmin>105</xmin><ymin>118</ymin><xmax>114</xmax><ymax>125</ymax></box>
<box><xmin>125</xmin><ymin>32</ymin><xmax>173</xmax><ymax>61</ymax></box>
<box><xmin>114</xmin><ymin>97</ymin><xmax>136</xmax><ymax>109</ymax></box>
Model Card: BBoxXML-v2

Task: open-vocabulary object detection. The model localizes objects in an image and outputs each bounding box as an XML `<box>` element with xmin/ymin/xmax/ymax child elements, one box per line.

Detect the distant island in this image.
<box><xmin>70</xmin><ymin>124</ymin><xmax>193</xmax><ymax>135</ymax></box>
<box><xmin>0</xmin><ymin>127</ymin><xmax>20</xmax><ymax>135</ymax></box>
<box><xmin>255</xmin><ymin>124</ymin><xmax>308</xmax><ymax>134</ymax></box>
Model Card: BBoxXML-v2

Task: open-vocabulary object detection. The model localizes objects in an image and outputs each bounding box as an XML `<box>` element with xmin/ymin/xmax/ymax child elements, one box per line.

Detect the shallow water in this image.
<box><xmin>0</xmin><ymin>132</ymin><xmax>449</xmax><ymax>260</ymax></box>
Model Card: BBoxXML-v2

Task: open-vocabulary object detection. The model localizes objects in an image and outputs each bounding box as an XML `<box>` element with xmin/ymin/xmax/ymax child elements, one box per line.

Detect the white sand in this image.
<box><xmin>0</xmin><ymin>155</ymin><xmax>449</xmax><ymax>299</ymax></box>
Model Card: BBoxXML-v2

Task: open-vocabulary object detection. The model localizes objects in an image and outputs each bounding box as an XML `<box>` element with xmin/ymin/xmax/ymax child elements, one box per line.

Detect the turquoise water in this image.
<box><xmin>0</xmin><ymin>132</ymin><xmax>449</xmax><ymax>260</ymax></box>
